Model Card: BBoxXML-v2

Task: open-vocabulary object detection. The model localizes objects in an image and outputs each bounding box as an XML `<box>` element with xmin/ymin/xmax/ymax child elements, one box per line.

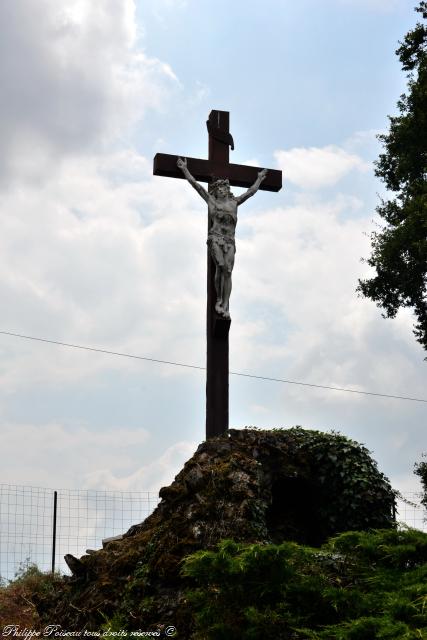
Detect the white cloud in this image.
<box><xmin>85</xmin><ymin>440</ymin><xmax>197</xmax><ymax>493</ymax></box>
<box><xmin>275</xmin><ymin>145</ymin><xmax>369</xmax><ymax>189</ymax></box>
<box><xmin>0</xmin><ymin>421</ymin><xmax>150</xmax><ymax>488</ymax></box>
<box><xmin>0</xmin><ymin>148</ymin><xmax>208</xmax><ymax>391</ymax></box>
<box><xmin>231</xmin><ymin>192</ymin><xmax>425</xmax><ymax>405</ymax></box>
<box><xmin>0</xmin><ymin>0</ymin><xmax>178</xmax><ymax>186</ymax></box>
<box><xmin>0</xmin><ymin>0</ymin><xmax>201</xmax><ymax>394</ymax></box>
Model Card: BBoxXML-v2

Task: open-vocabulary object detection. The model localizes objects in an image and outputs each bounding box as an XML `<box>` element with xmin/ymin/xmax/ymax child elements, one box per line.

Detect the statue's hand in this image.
<box><xmin>258</xmin><ymin>168</ymin><xmax>268</xmax><ymax>181</ymax></box>
<box><xmin>177</xmin><ymin>157</ymin><xmax>187</xmax><ymax>170</ymax></box>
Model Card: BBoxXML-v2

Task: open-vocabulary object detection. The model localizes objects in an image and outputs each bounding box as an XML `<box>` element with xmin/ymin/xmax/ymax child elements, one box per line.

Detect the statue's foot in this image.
<box><xmin>215</xmin><ymin>300</ymin><xmax>230</xmax><ymax>319</ymax></box>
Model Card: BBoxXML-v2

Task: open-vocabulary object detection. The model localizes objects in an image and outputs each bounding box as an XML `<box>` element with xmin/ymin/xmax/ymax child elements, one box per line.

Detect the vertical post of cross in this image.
<box><xmin>206</xmin><ymin>110</ymin><xmax>231</xmax><ymax>439</ymax></box>
<box><xmin>153</xmin><ymin>110</ymin><xmax>282</xmax><ymax>441</ymax></box>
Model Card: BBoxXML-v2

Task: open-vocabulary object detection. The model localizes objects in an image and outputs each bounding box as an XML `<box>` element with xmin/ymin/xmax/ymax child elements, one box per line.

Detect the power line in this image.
<box><xmin>0</xmin><ymin>330</ymin><xmax>205</xmax><ymax>371</ymax></box>
<box><xmin>227</xmin><ymin>371</ymin><xmax>427</xmax><ymax>403</ymax></box>
<box><xmin>0</xmin><ymin>329</ymin><xmax>426</xmax><ymax>404</ymax></box>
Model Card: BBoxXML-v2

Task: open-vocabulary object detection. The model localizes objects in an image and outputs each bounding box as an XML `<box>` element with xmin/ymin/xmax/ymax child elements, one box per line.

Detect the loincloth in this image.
<box><xmin>207</xmin><ymin>232</ymin><xmax>236</xmax><ymax>251</ymax></box>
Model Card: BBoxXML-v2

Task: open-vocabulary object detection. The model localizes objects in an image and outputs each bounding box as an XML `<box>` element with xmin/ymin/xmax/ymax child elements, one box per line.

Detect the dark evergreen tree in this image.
<box><xmin>357</xmin><ymin>2</ymin><xmax>427</xmax><ymax>353</ymax></box>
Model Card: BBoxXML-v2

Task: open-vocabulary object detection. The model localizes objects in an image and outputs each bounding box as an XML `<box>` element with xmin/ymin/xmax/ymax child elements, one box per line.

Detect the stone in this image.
<box><xmin>64</xmin><ymin>554</ymin><xmax>86</xmax><ymax>578</ymax></box>
<box><xmin>42</xmin><ymin>428</ymin><xmax>395</xmax><ymax>632</ymax></box>
<box><xmin>102</xmin><ymin>533</ymin><xmax>124</xmax><ymax>548</ymax></box>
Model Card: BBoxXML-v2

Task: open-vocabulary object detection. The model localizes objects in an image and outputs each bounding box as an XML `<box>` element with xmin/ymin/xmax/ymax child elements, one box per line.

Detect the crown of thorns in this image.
<box><xmin>208</xmin><ymin>177</ymin><xmax>230</xmax><ymax>192</ymax></box>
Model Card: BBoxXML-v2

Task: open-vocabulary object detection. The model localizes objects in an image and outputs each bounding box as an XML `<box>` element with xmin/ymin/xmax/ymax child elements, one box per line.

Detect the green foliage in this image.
<box><xmin>266</xmin><ymin>427</ymin><xmax>396</xmax><ymax>542</ymax></box>
<box><xmin>13</xmin><ymin>559</ymin><xmax>42</xmax><ymax>581</ymax></box>
<box><xmin>100</xmin><ymin>611</ymin><xmax>130</xmax><ymax>634</ymax></box>
<box><xmin>357</xmin><ymin>2</ymin><xmax>427</xmax><ymax>353</ymax></box>
<box><xmin>9</xmin><ymin>561</ymin><xmax>61</xmax><ymax>596</ymax></box>
<box><xmin>182</xmin><ymin>530</ymin><xmax>427</xmax><ymax>639</ymax></box>
<box><xmin>414</xmin><ymin>453</ymin><xmax>427</xmax><ymax>510</ymax></box>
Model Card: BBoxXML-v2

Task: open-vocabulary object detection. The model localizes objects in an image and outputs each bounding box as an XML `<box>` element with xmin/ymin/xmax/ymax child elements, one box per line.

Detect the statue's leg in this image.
<box><xmin>222</xmin><ymin>244</ymin><xmax>235</xmax><ymax>318</ymax></box>
<box><xmin>215</xmin><ymin>266</ymin><xmax>223</xmax><ymax>314</ymax></box>
<box><xmin>222</xmin><ymin>274</ymin><xmax>231</xmax><ymax>318</ymax></box>
<box><xmin>210</xmin><ymin>240</ymin><xmax>225</xmax><ymax>314</ymax></box>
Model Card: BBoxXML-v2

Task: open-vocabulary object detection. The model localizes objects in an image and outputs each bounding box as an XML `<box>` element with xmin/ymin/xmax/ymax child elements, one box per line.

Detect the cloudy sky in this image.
<box><xmin>0</xmin><ymin>0</ymin><xmax>425</xmax><ymax>508</ymax></box>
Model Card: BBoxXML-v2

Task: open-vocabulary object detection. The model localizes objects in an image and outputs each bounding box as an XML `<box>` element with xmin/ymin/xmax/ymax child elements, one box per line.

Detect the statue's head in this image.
<box><xmin>209</xmin><ymin>177</ymin><xmax>232</xmax><ymax>198</ymax></box>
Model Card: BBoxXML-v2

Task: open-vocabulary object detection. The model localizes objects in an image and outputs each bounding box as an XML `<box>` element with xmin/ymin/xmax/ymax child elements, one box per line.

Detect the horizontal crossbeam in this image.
<box><xmin>153</xmin><ymin>153</ymin><xmax>282</xmax><ymax>192</ymax></box>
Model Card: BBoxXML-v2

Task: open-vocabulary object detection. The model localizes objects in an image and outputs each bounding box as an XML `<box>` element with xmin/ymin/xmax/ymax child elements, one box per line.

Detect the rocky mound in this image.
<box><xmin>36</xmin><ymin>427</ymin><xmax>396</xmax><ymax>632</ymax></box>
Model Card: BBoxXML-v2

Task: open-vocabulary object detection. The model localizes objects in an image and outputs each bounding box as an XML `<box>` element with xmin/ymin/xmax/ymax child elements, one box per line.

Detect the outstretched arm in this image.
<box><xmin>177</xmin><ymin>157</ymin><xmax>210</xmax><ymax>204</ymax></box>
<box><xmin>235</xmin><ymin>169</ymin><xmax>268</xmax><ymax>206</ymax></box>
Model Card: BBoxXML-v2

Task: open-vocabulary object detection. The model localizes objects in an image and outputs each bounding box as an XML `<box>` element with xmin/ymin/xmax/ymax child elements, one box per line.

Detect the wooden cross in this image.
<box><xmin>153</xmin><ymin>110</ymin><xmax>282</xmax><ymax>439</ymax></box>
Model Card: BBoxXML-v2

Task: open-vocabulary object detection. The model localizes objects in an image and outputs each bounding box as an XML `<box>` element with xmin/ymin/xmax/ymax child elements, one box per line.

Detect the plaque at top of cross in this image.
<box><xmin>153</xmin><ymin>110</ymin><xmax>282</xmax><ymax>440</ymax></box>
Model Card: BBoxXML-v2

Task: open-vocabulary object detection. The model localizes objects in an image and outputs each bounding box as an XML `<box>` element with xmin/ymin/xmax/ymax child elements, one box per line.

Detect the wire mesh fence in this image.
<box><xmin>0</xmin><ymin>484</ymin><xmax>160</xmax><ymax>582</ymax></box>
<box><xmin>396</xmin><ymin>491</ymin><xmax>426</xmax><ymax>532</ymax></box>
<box><xmin>0</xmin><ymin>484</ymin><xmax>425</xmax><ymax>583</ymax></box>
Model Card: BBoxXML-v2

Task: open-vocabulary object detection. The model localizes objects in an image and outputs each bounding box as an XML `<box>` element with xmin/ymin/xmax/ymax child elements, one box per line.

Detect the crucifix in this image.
<box><xmin>153</xmin><ymin>110</ymin><xmax>282</xmax><ymax>439</ymax></box>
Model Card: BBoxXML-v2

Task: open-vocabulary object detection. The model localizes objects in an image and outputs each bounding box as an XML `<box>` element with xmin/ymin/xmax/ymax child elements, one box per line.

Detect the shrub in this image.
<box><xmin>182</xmin><ymin>529</ymin><xmax>427</xmax><ymax>639</ymax></box>
<box><xmin>0</xmin><ymin>563</ymin><xmax>62</xmax><ymax>627</ymax></box>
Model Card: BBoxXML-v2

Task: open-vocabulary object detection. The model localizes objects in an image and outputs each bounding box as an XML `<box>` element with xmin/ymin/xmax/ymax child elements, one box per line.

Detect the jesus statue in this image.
<box><xmin>177</xmin><ymin>157</ymin><xmax>268</xmax><ymax>319</ymax></box>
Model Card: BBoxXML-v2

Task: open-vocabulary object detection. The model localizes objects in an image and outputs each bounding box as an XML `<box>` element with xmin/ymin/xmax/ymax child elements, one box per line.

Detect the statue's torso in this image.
<box><xmin>208</xmin><ymin>197</ymin><xmax>237</xmax><ymax>241</ymax></box>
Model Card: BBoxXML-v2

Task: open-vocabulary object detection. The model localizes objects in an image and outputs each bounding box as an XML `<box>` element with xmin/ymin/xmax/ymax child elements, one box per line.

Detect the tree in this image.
<box><xmin>414</xmin><ymin>453</ymin><xmax>427</xmax><ymax>509</ymax></box>
<box><xmin>357</xmin><ymin>2</ymin><xmax>427</xmax><ymax>354</ymax></box>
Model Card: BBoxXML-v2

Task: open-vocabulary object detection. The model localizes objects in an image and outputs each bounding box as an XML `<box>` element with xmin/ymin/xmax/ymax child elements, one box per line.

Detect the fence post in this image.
<box><xmin>51</xmin><ymin>491</ymin><xmax>58</xmax><ymax>574</ymax></box>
